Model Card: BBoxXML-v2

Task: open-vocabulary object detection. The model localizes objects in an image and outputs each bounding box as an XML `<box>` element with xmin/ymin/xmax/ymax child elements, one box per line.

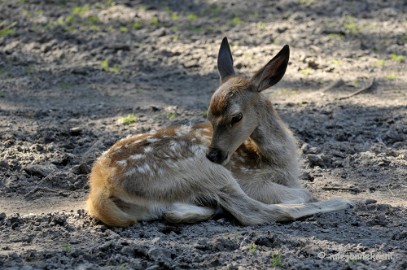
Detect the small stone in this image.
<box><xmin>364</xmin><ymin>199</ymin><xmax>377</xmax><ymax>205</ymax></box>
<box><xmin>70</xmin><ymin>127</ymin><xmax>83</xmax><ymax>136</ymax></box>
<box><xmin>24</xmin><ymin>164</ymin><xmax>57</xmax><ymax>177</ymax></box>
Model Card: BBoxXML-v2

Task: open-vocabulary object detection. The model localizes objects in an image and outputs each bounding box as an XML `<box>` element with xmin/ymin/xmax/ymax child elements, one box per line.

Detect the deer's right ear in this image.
<box><xmin>217</xmin><ymin>37</ymin><xmax>235</xmax><ymax>83</ymax></box>
<box><xmin>250</xmin><ymin>45</ymin><xmax>290</xmax><ymax>92</ymax></box>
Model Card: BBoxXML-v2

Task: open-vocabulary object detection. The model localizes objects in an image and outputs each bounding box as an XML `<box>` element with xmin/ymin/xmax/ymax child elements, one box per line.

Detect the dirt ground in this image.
<box><xmin>0</xmin><ymin>0</ymin><xmax>406</xmax><ymax>269</ymax></box>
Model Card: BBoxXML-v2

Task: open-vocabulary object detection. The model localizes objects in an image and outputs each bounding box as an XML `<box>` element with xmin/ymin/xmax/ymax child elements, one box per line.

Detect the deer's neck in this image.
<box><xmin>250</xmin><ymin>96</ymin><xmax>300</xmax><ymax>179</ymax></box>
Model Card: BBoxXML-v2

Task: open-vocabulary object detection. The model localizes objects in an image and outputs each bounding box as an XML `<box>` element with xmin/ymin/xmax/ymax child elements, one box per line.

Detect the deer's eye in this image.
<box><xmin>231</xmin><ymin>113</ymin><xmax>243</xmax><ymax>125</ymax></box>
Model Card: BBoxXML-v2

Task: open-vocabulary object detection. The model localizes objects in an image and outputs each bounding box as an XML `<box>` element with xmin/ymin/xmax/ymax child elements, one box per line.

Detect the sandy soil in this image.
<box><xmin>0</xmin><ymin>0</ymin><xmax>406</xmax><ymax>269</ymax></box>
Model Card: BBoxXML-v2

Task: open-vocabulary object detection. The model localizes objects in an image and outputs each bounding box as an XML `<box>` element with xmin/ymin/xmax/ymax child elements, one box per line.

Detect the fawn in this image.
<box><xmin>86</xmin><ymin>37</ymin><xmax>351</xmax><ymax>227</ymax></box>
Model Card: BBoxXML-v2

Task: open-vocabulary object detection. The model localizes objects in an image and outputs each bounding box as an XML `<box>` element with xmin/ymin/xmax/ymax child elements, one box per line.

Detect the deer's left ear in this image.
<box><xmin>217</xmin><ymin>37</ymin><xmax>235</xmax><ymax>83</ymax></box>
<box><xmin>250</xmin><ymin>45</ymin><xmax>290</xmax><ymax>92</ymax></box>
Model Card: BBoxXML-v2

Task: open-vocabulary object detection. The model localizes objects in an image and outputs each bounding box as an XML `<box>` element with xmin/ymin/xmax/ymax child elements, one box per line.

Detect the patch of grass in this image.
<box><xmin>132</xmin><ymin>21</ymin><xmax>142</xmax><ymax>30</ymax></box>
<box><xmin>166</xmin><ymin>112</ymin><xmax>177</xmax><ymax>120</ymax></box>
<box><xmin>249</xmin><ymin>242</ymin><xmax>257</xmax><ymax>253</ymax></box>
<box><xmin>87</xmin><ymin>15</ymin><xmax>100</xmax><ymax>24</ymax></box>
<box><xmin>119</xmin><ymin>26</ymin><xmax>128</xmax><ymax>32</ymax></box>
<box><xmin>187</xmin><ymin>13</ymin><xmax>198</xmax><ymax>20</ymax></box>
<box><xmin>374</xmin><ymin>60</ymin><xmax>385</xmax><ymax>66</ymax></box>
<box><xmin>150</xmin><ymin>17</ymin><xmax>160</xmax><ymax>26</ymax></box>
<box><xmin>61</xmin><ymin>82</ymin><xmax>71</xmax><ymax>89</ymax></box>
<box><xmin>65</xmin><ymin>14</ymin><xmax>75</xmax><ymax>23</ymax></box>
<box><xmin>0</xmin><ymin>91</ymin><xmax>5</xmax><ymax>98</ymax></box>
<box><xmin>100</xmin><ymin>60</ymin><xmax>120</xmax><ymax>73</ymax></box>
<box><xmin>299</xmin><ymin>68</ymin><xmax>311</xmax><ymax>76</ymax></box>
<box><xmin>171</xmin><ymin>33</ymin><xmax>179</xmax><ymax>42</ymax></box>
<box><xmin>170</xmin><ymin>12</ymin><xmax>180</xmax><ymax>20</ymax></box>
<box><xmin>104</xmin><ymin>0</ymin><xmax>115</xmax><ymax>7</ymax></box>
<box><xmin>63</xmin><ymin>243</ymin><xmax>72</xmax><ymax>253</ymax></box>
<box><xmin>187</xmin><ymin>25</ymin><xmax>204</xmax><ymax>33</ymax></box>
<box><xmin>71</xmin><ymin>4</ymin><xmax>90</xmax><ymax>17</ymax></box>
<box><xmin>385</xmin><ymin>74</ymin><xmax>398</xmax><ymax>80</ymax></box>
<box><xmin>343</xmin><ymin>16</ymin><xmax>360</xmax><ymax>35</ymax></box>
<box><xmin>119</xmin><ymin>114</ymin><xmax>139</xmax><ymax>125</ymax></box>
<box><xmin>332</xmin><ymin>59</ymin><xmax>341</xmax><ymax>65</ymax></box>
<box><xmin>0</xmin><ymin>27</ymin><xmax>15</xmax><ymax>37</ymax></box>
<box><xmin>256</xmin><ymin>22</ymin><xmax>267</xmax><ymax>29</ymax></box>
<box><xmin>271</xmin><ymin>251</ymin><xmax>283</xmax><ymax>268</ymax></box>
<box><xmin>390</xmin><ymin>53</ymin><xmax>405</xmax><ymax>62</ymax></box>
<box><xmin>299</xmin><ymin>0</ymin><xmax>314</xmax><ymax>4</ymax></box>
<box><xmin>328</xmin><ymin>33</ymin><xmax>343</xmax><ymax>39</ymax></box>
<box><xmin>202</xmin><ymin>110</ymin><xmax>208</xmax><ymax>118</ymax></box>
<box><xmin>230</xmin><ymin>16</ymin><xmax>241</xmax><ymax>26</ymax></box>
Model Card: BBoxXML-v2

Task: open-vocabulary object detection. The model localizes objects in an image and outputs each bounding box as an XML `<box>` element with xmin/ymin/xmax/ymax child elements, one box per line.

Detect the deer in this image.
<box><xmin>86</xmin><ymin>37</ymin><xmax>351</xmax><ymax>227</ymax></box>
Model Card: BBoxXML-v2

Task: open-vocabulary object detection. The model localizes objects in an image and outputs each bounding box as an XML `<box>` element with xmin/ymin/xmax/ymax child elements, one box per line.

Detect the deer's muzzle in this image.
<box><xmin>206</xmin><ymin>147</ymin><xmax>228</xmax><ymax>164</ymax></box>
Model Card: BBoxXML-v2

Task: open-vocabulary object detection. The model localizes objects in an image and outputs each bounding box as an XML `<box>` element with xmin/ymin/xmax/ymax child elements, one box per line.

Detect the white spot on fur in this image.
<box><xmin>116</xmin><ymin>160</ymin><xmax>127</xmax><ymax>167</ymax></box>
<box><xmin>190</xmin><ymin>144</ymin><xmax>206</xmax><ymax>155</ymax></box>
<box><xmin>124</xmin><ymin>168</ymin><xmax>137</xmax><ymax>177</ymax></box>
<box><xmin>169</xmin><ymin>141</ymin><xmax>180</xmax><ymax>151</ymax></box>
<box><xmin>130</xmin><ymin>154</ymin><xmax>144</xmax><ymax>160</ymax></box>
<box><xmin>147</xmin><ymin>138</ymin><xmax>160</xmax><ymax>143</ymax></box>
<box><xmin>137</xmin><ymin>164</ymin><xmax>151</xmax><ymax>174</ymax></box>
<box><xmin>144</xmin><ymin>146</ymin><xmax>153</xmax><ymax>153</ymax></box>
<box><xmin>176</xmin><ymin>125</ymin><xmax>191</xmax><ymax>136</ymax></box>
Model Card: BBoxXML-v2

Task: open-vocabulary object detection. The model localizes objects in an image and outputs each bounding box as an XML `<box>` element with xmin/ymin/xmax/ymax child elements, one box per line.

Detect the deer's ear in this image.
<box><xmin>217</xmin><ymin>37</ymin><xmax>235</xmax><ymax>83</ymax></box>
<box><xmin>250</xmin><ymin>45</ymin><xmax>290</xmax><ymax>92</ymax></box>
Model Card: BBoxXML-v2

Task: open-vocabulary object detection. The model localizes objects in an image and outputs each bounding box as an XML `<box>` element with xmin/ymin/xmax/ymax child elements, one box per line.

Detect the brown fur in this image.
<box><xmin>86</xmin><ymin>38</ymin><xmax>351</xmax><ymax>227</ymax></box>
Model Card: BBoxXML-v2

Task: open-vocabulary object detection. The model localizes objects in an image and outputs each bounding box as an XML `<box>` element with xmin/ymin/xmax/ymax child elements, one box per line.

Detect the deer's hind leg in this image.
<box><xmin>163</xmin><ymin>203</ymin><xmax>216</xmax><ymax>224</ymax></box>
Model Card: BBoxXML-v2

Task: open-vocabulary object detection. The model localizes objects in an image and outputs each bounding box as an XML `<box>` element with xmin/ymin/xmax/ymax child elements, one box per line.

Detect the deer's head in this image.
<box><xmin>206</xmin><ymin>38</ymin><xmax>290</xmax><ymax>164</ymax></box>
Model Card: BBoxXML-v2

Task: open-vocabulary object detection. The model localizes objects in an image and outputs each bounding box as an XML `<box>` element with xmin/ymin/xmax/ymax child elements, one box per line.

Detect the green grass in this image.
<box><xmin>0</xmin><ymin>27</ymin><xmax>15</xmax><ymax>37</ymax></box>
<box><xmin>87</xmin><ymin>15</ymin><xmax>100</xmax><ymax>24</ymax></box>
<box><xmin>202</xmin><ymin>110</ymin><xmax>208</xmax><ymax>118</ymax></box>
<box><xmin>230</xmin><ymin>16</ymin><xmax>241</xmax><ymax>26</ymax></box>
<box><xmin>332</xmin><ymin>59</ymin><xmax>341</xmax><ymax>65</ymax></box>
<box><xmin>119</xmin><ymin>114</ymin><xmax>139</xmax><ymax>125</ymax></box>
<box><xmin>132</xmin><ymin>21</ymin><xmax>142</xmax><ymax>30</ymax></box>
<box><xmin>61</xmin><ymin>82</ymin><xmax>71</xmax><ymax>89</ymax></box>
<box><xmin>374</xmin><ymin>60</ymin><xmax>385</xmax><ymax>66</ymax></box>
<box><xmin>249</xmin><ymin>242</ymin><xmax>257</xmax><ymax>253</ymax></box>
<box><xmin>390</xmin><ymin>53</ymin><xmax>405</xmax><ymax>62</ymax></box>
<box><xmin>170</xmin><ymin>12</ymin><xmax>180</xmax><ymax>20</ymax></box>
<box><xmin>271</xmin><ymin>251</ymin><xmax>283</xmax><ymax>268</ymax></box>
<box><xmin>166</xmin><ymin>112</ymin><xmax>177</xmax><ymax>121</ymax></box>
<box><xmin>328</xmin><ymin>33</ymin><xmax>343</xmax><ymax>39</ymax></box>
<box><xmin>100</xmin><ymin>60</ymin><xmax>120</xmax><ymax>73</ymax></box>
<box><xmin>119</xmin><ymin>26</ymin><xmax>128</xmax><ymax>32</ymax></box>
<box><xmin>299</xmin><ymin>0</ymin><xmax>314</xmax><ymax>4</ymax></box>
<box><xmin>150</xmin><ymin>17</ymin><xmax>160</xmax><ymax>26</ymax></box>
<box><xmin>299</xmin><ymin>68</ymin><xmax>311</xmax><ymax>76</ymax></box>
<box><xmin>343</xmin><ymin>16</ymin><xmax>360</xmax><ymax>35</ymax></box>
<box><xmin>63</xmin><ymin>243</ymin><xmax>72</xmax><ymax>253</ymax></box>
<box><xmin>187</xmin><ymin>13</ymin><xmax>198</xmax><ymax>20</ymax></box>
<box><xmin>71</xmin><ymin>4</ymin><xmax>90</xmax><ymax>17</ymax></box>
<box><xmin>385</xmin><ymin>74</ymin><xmax>398</xmax><ymax>80</ymax></box>
<box><xmin>256</xmin><ymin>22</ymin><xmax>267</xmax><ymax>29</ymax></box>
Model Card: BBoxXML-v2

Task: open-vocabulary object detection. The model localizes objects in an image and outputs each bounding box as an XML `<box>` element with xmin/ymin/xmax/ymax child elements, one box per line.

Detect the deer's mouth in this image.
<box><xmin>206</xmin><ymin>148</ymin><xmax>229</xmax><ymax>164</ymax></box>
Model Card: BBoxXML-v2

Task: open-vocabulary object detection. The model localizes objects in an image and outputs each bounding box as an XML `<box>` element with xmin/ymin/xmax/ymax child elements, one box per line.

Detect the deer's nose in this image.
<box><xmin>206</xmin><ymin>148</ymin><xmax>227</xmax><ymax>164</ymax></box>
